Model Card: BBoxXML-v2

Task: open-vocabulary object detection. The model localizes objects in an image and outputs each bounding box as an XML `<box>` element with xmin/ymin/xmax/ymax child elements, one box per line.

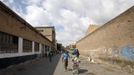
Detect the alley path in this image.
<box><xmin>54</xmin><ymin>55</ymin><xmax>133</xmax><ymax>75</ymax></box>
<box><xmin>0</xmin><ymin>54</ymin><xmax>133</xmax><ymax>75</ymax></box>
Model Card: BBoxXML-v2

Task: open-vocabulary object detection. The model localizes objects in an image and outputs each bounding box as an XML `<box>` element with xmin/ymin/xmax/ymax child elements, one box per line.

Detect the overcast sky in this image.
<box><xmin>1</xmin><ymin>0</ymin><xmax>134</xmax><ymax>46</ymax></box>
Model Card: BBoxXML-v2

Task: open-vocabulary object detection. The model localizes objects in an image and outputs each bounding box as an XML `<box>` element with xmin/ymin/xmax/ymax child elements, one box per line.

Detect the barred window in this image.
<box><xmin>34</xmin><ymin>42</ymin><xmax>39</xmax><ymax>52</ymax></box>
<box><xmin>23</xmin><ymin>39</ymin><xmax>32</xmax><ymax>52</ymax></box>
<box><xmin>45</xmin><ymin>45</ymin><xmax>48</xmax><ymax>52</ymax></box>
<box><xmin>0</xmin><ymin>31</ymin><xmax>18</xmax><ymax>53</ymax></box>
<box><xmin>41</xmin><ymin>44</ymin><xmax>45</xmax><ymax>52</ymax></box>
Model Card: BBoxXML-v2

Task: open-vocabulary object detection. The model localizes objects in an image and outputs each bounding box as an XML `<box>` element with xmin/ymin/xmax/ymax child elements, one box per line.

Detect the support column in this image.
<box><xmin>39</xmin><ymin>43</ymin><xmax>42</xmax><ymax>54</ymax></box>
<box><xmin>32</xmin><ymin>41</ymin><xmax>35</xmax><ymax>54</ymax></box>
<box><xmin>18</xmin><ymin>37</ymin><xmax>23</xmax><ymax>54</ymax></box>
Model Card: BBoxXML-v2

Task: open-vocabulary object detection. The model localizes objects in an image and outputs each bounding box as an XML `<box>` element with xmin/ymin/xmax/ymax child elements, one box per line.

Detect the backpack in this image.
<box><xmin>72</xmin><ymin>49</ymin><xmax>79</xmax><ymax>55</ymax></box>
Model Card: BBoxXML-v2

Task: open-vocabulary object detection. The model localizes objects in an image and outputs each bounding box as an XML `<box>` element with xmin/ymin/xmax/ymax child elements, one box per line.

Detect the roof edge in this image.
<box><xmin>0</xmin><ymin>1</ymin><xmax>53</xmax><ymax>45</ymax></box>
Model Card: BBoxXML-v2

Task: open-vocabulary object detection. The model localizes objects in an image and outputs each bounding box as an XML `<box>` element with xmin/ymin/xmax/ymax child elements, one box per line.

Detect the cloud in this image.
<box><xmin>1</xmin><ymin>0</ymin><xmax>134</xmax><ymax>46</ymax></box>
<box><xmin>25</xmin><ymin>5</ymin><xmax>52</xmax><ymax>26</ymax></box>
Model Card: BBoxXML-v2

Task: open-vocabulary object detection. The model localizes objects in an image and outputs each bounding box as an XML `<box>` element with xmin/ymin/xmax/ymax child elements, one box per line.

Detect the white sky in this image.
<box><xmin>1</xmin><ymin>0</ymin><xmax>134</xmax><ymax>46</ymax></box>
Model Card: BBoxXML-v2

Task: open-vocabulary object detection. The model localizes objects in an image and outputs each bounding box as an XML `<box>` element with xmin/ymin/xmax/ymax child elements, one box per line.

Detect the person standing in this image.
<box><xmin>72</xmin><ymin>48</ymin><xmax>80</xmax><ymax>58</ymax></box>
<box><xmin>62</xmin><ymin>50</ymin><xmax>69</xmax><ymax>71</ymax></box>
<box><xmin>72</xmin><ymin>56</ymin><xmax>80</xmax><ymax>74</ymax></box>
<box><xmin>48</xmin><ymin>51</ymin><xmax>52</xmax><ymax>62</ymax></box>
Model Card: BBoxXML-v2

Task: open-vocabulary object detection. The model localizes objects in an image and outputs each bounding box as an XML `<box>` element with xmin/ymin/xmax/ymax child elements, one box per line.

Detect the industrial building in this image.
<box><xmin>0</xmin><ymin>1</ymin><xmax>55</xmax><ymax>69</ymax></box>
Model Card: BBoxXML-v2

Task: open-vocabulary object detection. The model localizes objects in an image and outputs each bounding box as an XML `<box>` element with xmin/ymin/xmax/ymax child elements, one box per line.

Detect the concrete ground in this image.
<box><xmin>0</xmin><ymin>54</ymin><xmax>61</xmax><ymax>75</ymax></box>
<box><xmin>0</xmin><ymin>54</ymin><xmax>133</xmax><ymax>75</ymax></box>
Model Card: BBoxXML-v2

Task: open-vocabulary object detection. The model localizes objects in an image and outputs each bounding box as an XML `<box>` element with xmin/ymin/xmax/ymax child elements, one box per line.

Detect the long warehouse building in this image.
<box><xmin>0</xmin><ymin>1</ymin><xmax>55</xmax><ymax>69</ymax></box>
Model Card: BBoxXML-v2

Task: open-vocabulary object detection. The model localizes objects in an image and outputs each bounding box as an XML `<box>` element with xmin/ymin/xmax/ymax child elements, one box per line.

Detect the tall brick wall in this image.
<box><xmin>76</xmin><ymin>6</ymin><xmax>134</xmax><ymax>62</ymax></box>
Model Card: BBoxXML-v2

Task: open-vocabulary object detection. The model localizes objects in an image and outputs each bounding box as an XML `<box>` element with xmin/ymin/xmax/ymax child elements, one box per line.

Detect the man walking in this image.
<box><xmin>48</xmin><ymin>51</ymin><xmax>52</xmax><ymax>62</ymax></box>
<box><xmin>62</xmin><ymin>50</ymin><xmax>69</xmax><ymax>71</ymax></box>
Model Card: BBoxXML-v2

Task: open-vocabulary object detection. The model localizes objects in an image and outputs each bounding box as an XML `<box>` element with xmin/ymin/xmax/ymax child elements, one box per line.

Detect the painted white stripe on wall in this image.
<box><xmin>0</xmin><ymin>53</ymin><xmax>35</xmax><ymax>58</ymax></box>
<box><xmin>0</xmin><ymin>37</ymin><xmax>35</xmax><ymax>58</ymax></box>
<box><xmin>0</xmin><ymin>37</ymin><xmax>49</xmax><ymax>58</ymax></box>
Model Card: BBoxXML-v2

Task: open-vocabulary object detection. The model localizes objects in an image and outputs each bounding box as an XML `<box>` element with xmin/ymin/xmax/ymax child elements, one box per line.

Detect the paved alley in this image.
<box><xmin>0</xmin><ymin>53</ymin><xmax>134</xmax><ymax>75</ymax></box>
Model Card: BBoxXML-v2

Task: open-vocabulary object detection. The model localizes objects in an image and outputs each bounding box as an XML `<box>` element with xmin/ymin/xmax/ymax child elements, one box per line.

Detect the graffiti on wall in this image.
<box><xmin>86</xmin><ymin>45</ymin><xmax>134</xmax><ymax>62</ymax></box>
<box><xmin>120</xmin><ymin>46</ymin><xmax>134</xmax><ymax>61</ymax></box>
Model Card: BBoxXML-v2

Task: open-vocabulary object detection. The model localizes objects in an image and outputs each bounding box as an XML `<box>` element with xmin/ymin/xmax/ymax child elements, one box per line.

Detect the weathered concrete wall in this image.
<box><xmin>35</xmin><ymin>27</ymin><xmax>56</xmax><ymax>50</ymax></box>
<box><xmin>76</xmin><ymin>6</ymin><xmax>134</xmax><ymax>62</ymax></box>
<box><xmin>36</xmin><ymin>27</ymin><xmax>53</xmax><ymax>42</ymax></box>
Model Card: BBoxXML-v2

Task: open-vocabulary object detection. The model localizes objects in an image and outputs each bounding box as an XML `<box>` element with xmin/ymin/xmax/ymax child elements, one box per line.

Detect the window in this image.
<box><xmin>45</xmin><ymin>45</ymin><xmax>50</xmax><ymax>52</ymax></box>
<box><xmin>34</xmin><ymin>42</ymin><xmax>39</xmax><ymax>52</ymax></box>
<box><xmin>41</xmin><ymin>44</ymin><xmax>45</xmax><ymax>52</ymax></box>
<box><xmin>0</xmin><ymin>31</ymin><xmax>18</xmax><ymax>53</ymax></box>
<box><xmin>23</xmin><ymin>39</ymin><xmax>32</xmax><ymax>52</ymax></box>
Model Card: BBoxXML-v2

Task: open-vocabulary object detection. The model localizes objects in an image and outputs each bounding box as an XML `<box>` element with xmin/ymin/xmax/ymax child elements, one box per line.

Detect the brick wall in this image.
<box><xmin>76</xmin><ymin>6</ymin><xmax>134</xmax><ymax>61</ymax></box>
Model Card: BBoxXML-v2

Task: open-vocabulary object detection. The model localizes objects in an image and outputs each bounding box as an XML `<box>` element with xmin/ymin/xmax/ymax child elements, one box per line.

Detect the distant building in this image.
<box><xmin>86</xmin><ymin>25</ymin><xmax>99</xmax><ymax>35</ymax></box>
<box><xmin>66</xmin><ymin>43</ymin><xmax>76</xmax><ymax>51</ymax></box>
<box><xmin>35</xmin><ymin>26</ymin><xmax>57</xmax><ymax>50</ymax></box>
<box><xmin>69</xmin><ymin>44</ymin><xmax>76</xmax><ymax>49</ymax></box>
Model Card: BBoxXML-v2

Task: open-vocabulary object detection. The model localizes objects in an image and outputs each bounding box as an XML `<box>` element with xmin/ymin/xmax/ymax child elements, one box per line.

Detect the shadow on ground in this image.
<box><xmin>79</xmin><ymin>69</ymin><xmax>88</xmax><ymax>74</ymax></box>
<box><xmin>86</xmin><ymin>72</ymin><xmax>95</xmax><ymax>75</ymax></box>
<box><xmin>50</xmin><ymin>54</ymin><xmax>62</xmax><ymax>75</ymax></box>
<box><xmin>0</xmin><ymin>54</ymin><xmax>62</xmax><ymax>75</ymax></box>
<box><xmin>68</xmin><ymin>68</ymin><xmax>73</xmax><ymax>71</ymax></box>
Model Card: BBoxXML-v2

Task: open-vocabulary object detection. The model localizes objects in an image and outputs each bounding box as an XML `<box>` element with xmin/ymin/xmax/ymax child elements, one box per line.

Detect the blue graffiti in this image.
<box><xmin>120</xmin><ymin>46</ymin><xmax>134</xmax><ymax>61</ymax></box>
